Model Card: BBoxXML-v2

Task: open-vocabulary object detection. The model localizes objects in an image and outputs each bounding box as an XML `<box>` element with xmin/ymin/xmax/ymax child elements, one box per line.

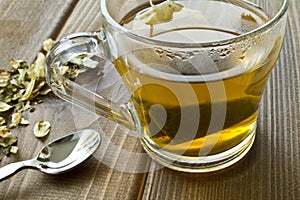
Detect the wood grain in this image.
<box><xmin>0</xmin><ymin>0</ymin><xmax>78</xmax><ymax>67</ymax></box>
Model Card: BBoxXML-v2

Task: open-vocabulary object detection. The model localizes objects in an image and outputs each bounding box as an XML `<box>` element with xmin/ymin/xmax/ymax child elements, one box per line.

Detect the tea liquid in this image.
<box><xmin>115</xmin><ymin>0</ymin><xmax>281</xmax><ymax>156</ymax></box>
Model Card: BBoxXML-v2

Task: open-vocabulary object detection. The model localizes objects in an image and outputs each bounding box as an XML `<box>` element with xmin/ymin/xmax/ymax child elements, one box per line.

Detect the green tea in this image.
<box><xmin>115</xmin><ymin>0</ymin><xmax>282</xmax><ymax>156</ymax></box>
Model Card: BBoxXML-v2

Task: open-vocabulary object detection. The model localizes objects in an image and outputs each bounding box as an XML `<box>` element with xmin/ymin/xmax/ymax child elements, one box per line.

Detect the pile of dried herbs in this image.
<box><xmin>0</xmin><ymin>39</ymin><xmax>55</xmax><ymax>160</ymax></box>
<box><xmin>0</xmin><ymin>38</ymin><xmax>97</xmax><ymax>161</ymax></box>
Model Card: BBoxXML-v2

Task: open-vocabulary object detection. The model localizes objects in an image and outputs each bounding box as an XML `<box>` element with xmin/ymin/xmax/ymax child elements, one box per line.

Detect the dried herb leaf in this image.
<box><xmin>82</xmin><ymin>57</ymin><xmax>99</xmax><ymax>69</ymax></box>
<box><xmin>0</xmin><ymin>136</ymin><xmax>17</xmax><ymax>148</ymax></box>
<box><xmin>0</xmin><ymin>126</ymin><xmax>11</xmax><ymax>138</ymax></box>
<box><xmin>0</xmin><ymin>72</ymin><xmax>10</xmax><ymax>87</ymax></box>
<box><xmin>69</xmin><ymin>57</ymin><xmax>83</xmax><ymax>65</ymax></box>
<box><xmin>241</xmin><ymin>13</ymin><xmax>257</xmax><ymax>22</ymax></box>
<box><xmin>43</xmin><ymin>38</ymin><xmax>56</xmax><ymax>52</ymax></box>
<box><xmin>0</xmin><ymin>117</ymin><xmax>5</xmax><ymax>126</ymax></box>
<box><xmin>39</xmin><ymin>87</ymin><xmax>52</xmax><ymax>95</ymax></box>
<box><xmin>10</xmin><ymin>59</ymin><xmax>22</xmax><ymax>69</ymax></box>
<box><xmin>30</xmin><ymin>53</ymin><xmax>45</xmax><ymax>78</ymax></box>
<box><xmin>0</xmin><ymin>102</ymin><xmax>12</xmax><ymax>112</ymax></box>
<box><xmin>10</xmin><ymin>111</ymin><xmax>22</xmax><ymax>128</ymax></box>
<box><xmin>34</xmin><ymin>120</ymin><xmax>51</xmax><ymax>138</ymax></box>
<box><xmin>20</xmin><ymin>118</ymin><xmax>30</xmax><ymax>125</ymax></box>
<box><xmin>10</xmin><ymin>146</ymin><xmax>18</xmax><ymax>154</ymax></box>
<box><xmin>20</xmin><ymin>78</ymin><xmax>36</xmax><ymax>101</ymax></box>
<box><xmin>2</xmin><ymin>146</ymin><xmax>11</xmax><ymax>155</ymax></box>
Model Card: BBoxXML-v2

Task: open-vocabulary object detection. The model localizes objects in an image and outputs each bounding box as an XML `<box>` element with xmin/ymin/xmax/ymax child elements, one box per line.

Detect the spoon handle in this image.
<box><xmin>0</xmin><ymin>159</ymin><xmax>35</xmax><ymax>181</ymax></box>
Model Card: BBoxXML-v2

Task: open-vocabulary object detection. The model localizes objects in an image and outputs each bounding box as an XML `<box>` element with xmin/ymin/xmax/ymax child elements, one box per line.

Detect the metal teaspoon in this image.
<box><xmin>0</xmin><ymin>129</ymin><xmax>100</xmax><ymax>181</ymax></box>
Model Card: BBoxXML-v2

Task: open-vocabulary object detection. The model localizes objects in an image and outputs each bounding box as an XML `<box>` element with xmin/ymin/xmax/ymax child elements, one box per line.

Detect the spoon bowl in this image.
<box><xmin>0</xmin><ymin>129</ymin><xmax>100</xmax><ymax>181</ymax></box>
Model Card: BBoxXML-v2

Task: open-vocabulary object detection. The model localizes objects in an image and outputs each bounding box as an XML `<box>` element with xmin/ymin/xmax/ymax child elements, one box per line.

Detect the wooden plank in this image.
<box><xmin>57</xmin><ymin>0</ymin><xmax>102</xmax><ymax>37</ymax></box>
<box><xmin>141</xmin><ymin>0</ymin><xmax>300</xmax><ymax>199</ymax></box>
<box><xmin>1</xmin><ymin>0</ymin><xmax>150</xmax><ymax>199</ymax></box>
<box><xmin>0</xmin><ymin>0</ymin><xmax>78</xmax><ymax>67</ymax></box>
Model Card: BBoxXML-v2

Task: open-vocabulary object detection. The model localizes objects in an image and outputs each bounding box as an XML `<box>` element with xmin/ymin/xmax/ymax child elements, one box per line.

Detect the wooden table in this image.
<box><xmin>0</xmin><ymin>1</ymin><xmax>299</xmax><ymax>199</ymax></box>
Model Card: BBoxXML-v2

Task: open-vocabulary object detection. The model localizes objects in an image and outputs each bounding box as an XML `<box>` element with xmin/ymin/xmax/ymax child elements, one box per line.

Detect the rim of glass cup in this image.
<box><xmin>100</xmin><ymin>0</ymin><xmax>289</xmax><ymax>48</ymax></box>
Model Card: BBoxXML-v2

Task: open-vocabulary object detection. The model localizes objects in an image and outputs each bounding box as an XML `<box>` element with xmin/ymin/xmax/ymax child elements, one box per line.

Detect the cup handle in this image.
<box><xmin>45</xmin><ymin>31</ymin><xmax>136</xmax><ymax>130</ymax></box>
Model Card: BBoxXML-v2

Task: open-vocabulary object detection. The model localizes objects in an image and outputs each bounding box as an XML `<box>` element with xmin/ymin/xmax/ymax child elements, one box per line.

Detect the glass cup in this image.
<box><xmin>45</xmin><ymin>0</ymin><xmax>289</xmax><ymax>172</ymax></box>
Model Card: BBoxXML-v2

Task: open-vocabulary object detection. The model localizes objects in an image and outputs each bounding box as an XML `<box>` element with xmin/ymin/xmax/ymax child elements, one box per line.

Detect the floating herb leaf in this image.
<box><xmin>136</xmin><ymin>0</ymin><xmax>183</xmax><ymax>25</ymax></box>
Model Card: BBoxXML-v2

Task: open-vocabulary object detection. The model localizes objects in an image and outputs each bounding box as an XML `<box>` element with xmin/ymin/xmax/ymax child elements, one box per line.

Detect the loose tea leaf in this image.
<box><xmin>241</xmin><ymin>13</ymin><xmax>257</xmax><ymax>22</ymax></box>
<box><xmin>34</xmin><ymin>120</ymin><xmax>51</xmax><ymax>138</ymax></box>
<box><xmin>20</xmin><ymin>118</ymin><xmax>30</xmax><ymax>125</ymax></box>
<box><xmin>0</xmin><ymin>136</ymin><xmax>17</xmax><ymax>156</ymax></box>
<box><xmin>0</xmin><ymin>102</ymin><xmax>12</xmax><ymax>112</ymax></box>
<box><xmin>43</xmin><ymin>39</ymin><xmax>56</xmax><ymax>52</ymax></box>
<box><xmin>0</xmin><ymin>136</ymin><xmax>17</xmax><ymax>147</ymax></box>
<box><xmin>10</xmin><ymin>146</ymin><xmax>18</xmax><ymax>154</ymax></box>
<box><xmin>62</xmin><ymin>54</ymin><xmax>100</xmax><ymax>80</ymax></box>
<box><xmin>0</xmin><ymin>126</ymin><xmax>11</xmax><ymax>138</ymax></box>
<box><xmin>0</xmin><ymin>72</ymin><xmax>10</xmax><ymax>87</ymax></box>
<box><xmin>0</xmin><ymin>117</ymin><xmax>6</xmax><ymax>125</ymax></box>
<box><xmin>10</xmin><ymin>111</ymin><xmax>22</xmax><ymax>128</ymax></box>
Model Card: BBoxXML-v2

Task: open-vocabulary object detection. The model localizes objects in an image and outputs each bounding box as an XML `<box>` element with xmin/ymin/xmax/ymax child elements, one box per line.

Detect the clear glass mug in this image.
<box><xmin>45</xmin><ymin>0</ymin><xmax>289</xmax><ymax>172</ymax></box>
